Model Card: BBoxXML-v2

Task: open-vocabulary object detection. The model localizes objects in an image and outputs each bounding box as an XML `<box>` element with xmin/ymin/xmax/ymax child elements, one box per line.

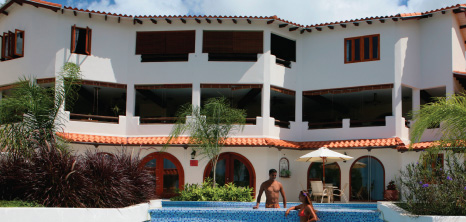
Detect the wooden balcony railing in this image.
<box><xmin>274</xmin><ymin>119</ymin><xmax>290</xmax><ymax>128</ymax></box>
<box><xmin>70</xmin><ymin>113</ymin><xmax>119</xmax><ymax>123</ymax></box>
<box><xmin>140</xmin><ymin>117</ymin><xmax>179</xmax><ymax>124</ymax></box>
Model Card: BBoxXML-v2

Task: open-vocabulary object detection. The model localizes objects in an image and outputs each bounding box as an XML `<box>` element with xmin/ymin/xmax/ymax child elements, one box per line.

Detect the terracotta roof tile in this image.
<box><xmin>57</xmin><ymin>132</ymin><xmax>407</xmax><ymax>150</ymax></box>
<box><xmin>29</xmin><ymin>0</ymin><xmax>61</xmax><ymax>8</ymax></box>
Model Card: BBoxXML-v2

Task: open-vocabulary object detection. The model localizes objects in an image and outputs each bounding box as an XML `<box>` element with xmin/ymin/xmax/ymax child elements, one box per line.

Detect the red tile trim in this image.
<box><xmin>135</xmin><ymin>84</ymin><xmax>192</xmax><ymax>90</ymax></box>
<box><xmin>271</xmin><ymin>86</ymin><xmax>295</xmax><ymax>96</ymax></box>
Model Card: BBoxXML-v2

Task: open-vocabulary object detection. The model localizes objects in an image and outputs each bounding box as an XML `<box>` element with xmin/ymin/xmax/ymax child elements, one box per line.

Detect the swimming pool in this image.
<box><xmin>149</xmin><ymin>201</ymin><xmax>383</xmax><ymax>222</ymax></box>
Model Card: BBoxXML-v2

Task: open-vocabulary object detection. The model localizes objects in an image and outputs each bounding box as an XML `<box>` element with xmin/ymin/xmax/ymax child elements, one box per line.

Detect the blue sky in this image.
<box><xmin>1</xmin><ymin>0</ymin><xmax>465</xmax><ymax>25</ymax></box>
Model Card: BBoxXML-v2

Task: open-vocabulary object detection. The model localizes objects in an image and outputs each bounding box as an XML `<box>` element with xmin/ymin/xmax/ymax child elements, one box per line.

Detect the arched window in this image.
<box><xmin>140</xmin><ymin>152</ymin><xmax>184</xmax><ymax>198</ymax></box>
<box><xmin>203</xmin><ymin>152</ymin><xmax>256</xmax><ymax>195</ymax></box>
<box><xmin>349</xmin><ymin>156</ymin><xmax>385</xmax><ymax>201</ymax></box>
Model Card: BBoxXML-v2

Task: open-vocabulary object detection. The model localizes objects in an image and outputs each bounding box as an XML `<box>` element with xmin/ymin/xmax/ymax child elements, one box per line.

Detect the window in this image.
<box><xmin>71</xmin><ymin>25</ymin><xmax>92</xmax><ymax>55</ymax></box>
<box><xmin>271</xmin><ymin>34</ymin><xmax>296</xmax><ymax>68</ymax></box>
<box><xmin>1</xmin><ymin>29</ymin><xmax>25</xmax><ymax>61</ymax></box>
<box><xmin>203</xmin><ymin>31</ymin><xmax>263</xmax><ymax>61</ymax></box>
<box><xmin>135</xmin><ymin>30</ymin><xmax>195</xmax><ymax>62</ymax></box>
<box><xmin>344</xmin><ymin>34</ymin><xmax>379</xmax><ymax>63</ymax></box>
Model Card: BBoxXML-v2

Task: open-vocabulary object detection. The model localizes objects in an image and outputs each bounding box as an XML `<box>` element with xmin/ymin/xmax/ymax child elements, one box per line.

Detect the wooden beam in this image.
<box><xmin>442</xmin><ymin>10</ymin><xmax>446</xmax><ymax>14</ymax></box>
<box><xmin>306</xmin><ymin>29</ymin><xmax>312</xmax><ymax>33</ymax></box>
<box><xmin>289</xmin><ymin>27</ymin><xmax>299</xmax><ymax>31</ymax></box>
<box><xmin>247</xmin><ymin>19</ymin><xmax>252</xmax><ymax>24</ymax></box>
<box><xmin>14</xmin><ymin>0</ymin><xmax>23</xmax><ymax>6</ymax></box>
<box><xmin>134</xmin><ymin>18</ymin><xmax>142</xmax><ymax>25</ymax></box>
<box><xmin>232</xmin><ymin>19</ymin><xmax>237</xmax><ymax>24</ymax></box>
<box><xmin>379</xmin><ymin>19</ymin><xmax>385</xmax><ymax>23</ymax></box>
<box><xmin>217</xmin><ymin>18</ymin><xmax>222</xmax><ymax>24</ymax></box>
<box><xmin>300</xmin><ymin>29</ymin><xmax>305</xmax><ymax>34</ymax></box>
<box><xmin>267</xmin><ymin>19</ymin><xmax>275</xmax><ymax>24</ymax></box>
<box><xmin>205</xmin><ymin>18</ymin><xmax>211</xmax><ymax>23</ymax></box>
<box><xmin>1</xmin><ymin>11</ymin><xmax>8</xmax><ymax>16</ymax></box>
<box><xmin>340</xmin><ymin>24</ymin><xmax>346</xmax><ymax>28</ymax></box>
<box><xmin>328</xmin><ymin>25</ymin><xmax>334</xmax><ymax>30</ymax></box>
<box><xmin>316</xmin><ymin>27</ymin><xmax>322</xmax><ymax>31</ymax></box>
<box><xmin>279</xmin><ymin>24</ymin><xmax>288</xmax><ymax>28</ymax></box>
<box><xmin>73</xmin><ymin>11</ymin><xmax>77</xmax><ymax>16</ymax></box>
<box><xmin>165</xmin><ymin>18</ymin><xmax>171</xmax><ymax>24</ymax></box>
<box><xmin>460</xmin><ymin>25</ymin><xmax>466</xmax><ymax>29</ymax></box>
<box><xmin>453</xmin><ymin>8</ymin><xmax>466</xmax><ymax>14</ymax></box>
<box><xmin>392</xmin><ymin>18</ymin><xmax>398</xmax><ymax>22</ymax></box>
<box><xmin>353</xmin><ymin>22</ymin><xmax>359</xmax><ymax>26</ymax></box>
<box><xmin>150</xmin><ymin>18</ymin><xmax>157</xmax><ymax>24</ymax></box>
<box><xmin>89</xmin><ymin>13</ymin><xmax>92</xmax><ymax>18</ymax></box>
<box><xmin>366</xmin><ymin>20</ymin><xmax>372</xmax><ymax>24</ymax></box>
<box><xmin>180</xmin><ymin>18</ymin><xmax>186</xmax><ymax>24</ymax></box>
<box><xmin>195</xmin><ymin>18</ymin><xmax>201</xmax><ymax>24</ymax></box>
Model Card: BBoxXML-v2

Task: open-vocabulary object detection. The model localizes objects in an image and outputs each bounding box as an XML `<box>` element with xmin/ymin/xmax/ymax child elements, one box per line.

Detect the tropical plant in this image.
<box><xmin>166</xmin><ymin>97</ymin><xmax>246</xmax><ymax>187</ymax></box>
<box><xmin>398</xmin><ymin>93</ymin><xmax>466</xmax><ymax>215</ymax></box>
<box><xmin>0</xmin><ymin>62</ymin><xmax>82</xmax><ymax>157</ymax></box>
<box><xmin>170</xmin><ymin>178</ymin><xmax>253</xmax><ymax>202</ymax></box>
<box><xmin>410</xmin><ymin>93</ymin><xmax>466</xmax><ymax>151</ymax></box>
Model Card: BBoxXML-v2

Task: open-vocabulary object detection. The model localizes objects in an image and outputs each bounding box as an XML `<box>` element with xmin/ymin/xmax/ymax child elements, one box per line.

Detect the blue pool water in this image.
<box><xmin>149</xmin><ymin>201</ymin><xmax>383</xmax><ymax>222</ymax></box>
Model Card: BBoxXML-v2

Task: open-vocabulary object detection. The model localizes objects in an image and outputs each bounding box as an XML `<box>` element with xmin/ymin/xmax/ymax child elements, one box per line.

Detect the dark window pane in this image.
<box><xmin>145</xmin><ymin>159</ymin><xmax>156</xmax><ymax>168</ymax></box>
<box><xmin>233</xmin><ymin>159</ymin><xmax>250</xmax><ymax>187</ymax></box>
<box><xmin>209</xmin><ymin>159</ymin><xmax>226</xmax><ymax>186</ymax></box>
<box><xmin>74</xmin><ymin>28</ymin><xmax>87</xmax><ymax>54</ymax></box>
<box><xmin>354</xmin><ymin>39</ymin><xmax>360</xmax><ymax>61</ymax></box>
<box><xmin>372</xmin><ymin>36</ymin><xmax>379</xmax><ymax>59</ymax></box>
<box><xmin>15</xmin><ymin>32</ymin><xmax>23</xmax><ymax>56</ymax></box>
<box><xmin>346</xmin><ymin>39</ymin><xmax>352</xmax><ymax>62</ymax></box>
<box><xmin>364</xmin><ymin>37</ymin><xmax>370</xmax><ymax>60</ymax></box>
<box><xmin>163</xmin><ymin>159</ymin><xmax>179</xmax><ymax>193</ymax></box>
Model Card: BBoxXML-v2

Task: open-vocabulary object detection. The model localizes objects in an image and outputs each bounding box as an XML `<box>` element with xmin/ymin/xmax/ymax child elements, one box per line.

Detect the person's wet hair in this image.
<box><xmin>300</xmin><ymin>190</ymin><xmax>311</xmax><ymax>204</ymax></box>
<box><xmin>269</xmin><ymin>169</ymin><xmax>277</xmax><ymax>174</ymax></box>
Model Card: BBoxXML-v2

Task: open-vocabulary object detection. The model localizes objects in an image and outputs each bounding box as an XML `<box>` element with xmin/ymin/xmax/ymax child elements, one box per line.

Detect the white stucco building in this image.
<box><xmin>1</xmin><ymin>0</ymin><xmax>465</xmax><ymax>202</ymax></box>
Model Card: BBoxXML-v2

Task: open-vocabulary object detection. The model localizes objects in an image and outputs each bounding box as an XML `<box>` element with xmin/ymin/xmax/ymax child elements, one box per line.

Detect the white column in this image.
<box><xmin>125</xmin><ymin>84</ymin><xmax>135</xmax><ymax>117</ymax></box>
<box><xmin>192</xmin><ymin>83</ymin><xmax>201</xmax><ymax>107</ymax></box>
<box><xmin>412</xmin><ymin>88</ymin><xmax>420</xmax><ymax>112</ymax></box>
<box><xmin>262</xmin><ymin>30</ymin><xmax>272</xmax><ymax>135</ymax></box>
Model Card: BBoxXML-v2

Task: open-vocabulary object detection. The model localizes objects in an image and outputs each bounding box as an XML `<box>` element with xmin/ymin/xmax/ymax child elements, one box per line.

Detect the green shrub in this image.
<box><xmin>398</xmin><ymin>150</ymin><xmax>466</xmax><ymax>215</ymax></box>
<box><xmin>171</xmin><ymin>178</ymin><xmax>253</xmax><ymax>202</ymax></box>
<box><xmin>0</xmin><ymin>200</ymin><xmax>44</xmax><ymax>207</ymax></box>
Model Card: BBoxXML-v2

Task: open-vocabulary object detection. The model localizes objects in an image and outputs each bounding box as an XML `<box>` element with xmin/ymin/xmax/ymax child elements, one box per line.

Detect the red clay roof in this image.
<box><xmin>2</xmin><ymin>1</ymin><xmax>466</xmax><ymax>30</ymax></box>
<box><xmin>57</xmin><ymin>132</ymin><xmax>409</xmax><ymax>150</ymax></box>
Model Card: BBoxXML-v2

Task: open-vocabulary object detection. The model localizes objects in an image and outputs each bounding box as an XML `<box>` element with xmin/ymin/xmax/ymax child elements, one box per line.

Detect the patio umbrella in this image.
<box><xmin>296</xmin><ymin>147</ymin><xmax>353</xmax><ymax>183</ymax></box>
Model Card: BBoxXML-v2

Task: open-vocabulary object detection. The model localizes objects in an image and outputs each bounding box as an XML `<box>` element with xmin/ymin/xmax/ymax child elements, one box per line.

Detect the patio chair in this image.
<box><xmin>333</xmin><ymin>183</ymin><xmax>349</xmax><ymax>203</ymax></box>
<box><xmin>310</xmin><ymin>181</ymin><xmax>330</xmax><ymax>203</ymax></box>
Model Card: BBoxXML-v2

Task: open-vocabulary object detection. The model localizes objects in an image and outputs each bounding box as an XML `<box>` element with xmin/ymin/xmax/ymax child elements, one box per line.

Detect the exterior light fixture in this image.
<box><xmin>191</xmin><ymin>150</ymin><xmax>196</xmax><ymax>159</ymax></box>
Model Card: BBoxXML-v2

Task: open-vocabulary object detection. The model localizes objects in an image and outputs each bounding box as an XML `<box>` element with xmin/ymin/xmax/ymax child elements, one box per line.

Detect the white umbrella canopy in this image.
<box><xmin>296</xmin><ymin>147</ymin><xmax>353</xmax><ymax>183</ymax></box>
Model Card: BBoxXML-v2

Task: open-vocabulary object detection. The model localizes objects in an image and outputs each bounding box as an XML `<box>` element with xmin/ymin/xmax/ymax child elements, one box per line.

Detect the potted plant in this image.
<box><xmin>280</xmin><ymin>169</ymin><xmax>291</xmax><ymax>178</ymax></box>
<box><xmin>383</xmin><ymin>180</ymin><xmax>399</xmax><ymax>201</ymax></box>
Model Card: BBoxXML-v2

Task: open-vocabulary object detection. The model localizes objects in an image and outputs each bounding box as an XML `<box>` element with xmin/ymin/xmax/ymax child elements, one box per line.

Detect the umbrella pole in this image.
<box><xmin>322</xmin><ymin>157</ymin><xmax>326</xmax><ymax>184</ymax></box>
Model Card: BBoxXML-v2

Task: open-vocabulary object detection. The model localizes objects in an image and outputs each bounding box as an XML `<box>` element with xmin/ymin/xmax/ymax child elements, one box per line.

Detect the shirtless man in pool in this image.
<box><xmin>253</xmin><ymin>169</ymin><xmax>287</xmax><ymax>209</ymax></box>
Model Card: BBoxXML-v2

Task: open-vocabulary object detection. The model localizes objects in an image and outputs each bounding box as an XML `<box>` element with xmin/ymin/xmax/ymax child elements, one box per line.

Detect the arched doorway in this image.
<box><xmin>203</xmin><ymin>152</ymin><xmax>256</xmax><ymax>194</ymax></box>
<box><xmin>140</xmin><ymin>152</ymin><xmax>185</xmax><ymax>198</ymax></box>
<box><xmin>349</xmin><ymin>156</ymin><xmax>385</xmax><ymax>201</ymax></box>
<box><xmin>307</xmin><ymin>162</ymin><xmax>341</xmax><ymax>195</ymax></box>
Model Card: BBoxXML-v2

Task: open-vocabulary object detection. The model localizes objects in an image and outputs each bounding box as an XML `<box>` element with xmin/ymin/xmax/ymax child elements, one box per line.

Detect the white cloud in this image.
<box><xmin>75</xmin><ymin>0</ymin><xmax>466</xmax><ymax>25</ymax></box>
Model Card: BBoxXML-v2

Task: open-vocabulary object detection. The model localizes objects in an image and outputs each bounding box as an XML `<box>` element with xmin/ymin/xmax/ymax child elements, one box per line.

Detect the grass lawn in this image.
<box><xmin>0</xmin><ymin>200</ymin><xmax>44</xmax><ymax>207</ymax></box>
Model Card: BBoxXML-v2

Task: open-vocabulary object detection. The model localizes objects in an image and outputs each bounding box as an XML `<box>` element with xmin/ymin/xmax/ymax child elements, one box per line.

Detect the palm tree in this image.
<box><xmin>166</xmin><ymin>97</ymin><xmax>246</xmax><ymax>187</ymax></box>
<box><xmin>0</xmin><ymin>62</ymin><xmax>81</xmax><ymax>157</ymax></box>
<box><xmin>410</xmin><ymin>93</ymin><xmax>466</xmax><ymax>150</ymax></box>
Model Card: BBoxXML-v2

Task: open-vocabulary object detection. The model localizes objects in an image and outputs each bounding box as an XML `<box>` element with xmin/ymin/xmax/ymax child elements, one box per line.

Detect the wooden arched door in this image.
<box><xmin>203</xmin><ymin>152</ymin><xmax>256</xmax><ymax>194</ymax></box>
<box><xmin>140</xmin><ymin>152</ymin><xmax>184</xmax><ymax>198</ymax></box>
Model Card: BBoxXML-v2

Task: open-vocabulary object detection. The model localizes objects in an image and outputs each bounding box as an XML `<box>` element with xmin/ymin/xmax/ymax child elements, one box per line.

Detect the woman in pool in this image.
<box><xmin>285</xmin><ymin>190</ymin><xmax>318</xmax><ymax>222</ymax></box>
